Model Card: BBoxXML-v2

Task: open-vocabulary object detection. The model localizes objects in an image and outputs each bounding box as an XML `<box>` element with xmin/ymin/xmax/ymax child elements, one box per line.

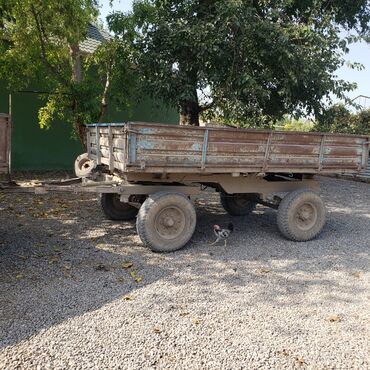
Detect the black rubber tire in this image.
<box><xmin>277</xmin><ymin>189</ymin><xmax>326</xmax><ymax>242</ymax></box>
<box><xmin>136</xmin><ymin>192</ymin><xmax>196</xmax><ymax>252</ymax></box>
<box><xmin>220</xmin><ymin>193</ymin><xmax>256</xmax><ymax>216</ymax></box>
<box><xmin>100</xmin><ymin>193</ymin><xmax>139</xmax><ymax>221</ymax></box>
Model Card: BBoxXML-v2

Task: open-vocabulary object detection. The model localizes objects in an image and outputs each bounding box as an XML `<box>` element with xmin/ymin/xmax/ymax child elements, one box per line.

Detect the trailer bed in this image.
<box><xmin>87</xmin><ymin>122</ymin><xmax>369</xmax><ymax>175</ymax></box>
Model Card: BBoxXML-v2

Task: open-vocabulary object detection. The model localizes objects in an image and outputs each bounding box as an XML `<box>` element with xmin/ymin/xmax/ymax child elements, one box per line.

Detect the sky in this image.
<box><xmin>99</xmin><ymin>0</ymin><xmax>370</xmax><ymax>107</ymax></box>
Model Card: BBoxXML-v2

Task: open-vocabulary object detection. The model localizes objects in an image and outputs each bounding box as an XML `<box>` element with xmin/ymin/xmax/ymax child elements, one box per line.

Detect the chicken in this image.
<box><xmin>211</xmin><ymin>222</ymin><xmax>234</xmax><ymax>246</ymax></box>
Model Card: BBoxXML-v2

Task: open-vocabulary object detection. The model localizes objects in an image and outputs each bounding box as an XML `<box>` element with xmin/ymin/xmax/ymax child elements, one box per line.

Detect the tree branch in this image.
<box><xmin>30</xmin><ymin>4</ymin><xmax>69</xmax><ymax>86</ymax></box>
<box><xmin>98</xmin><ymin>62</ymin><xmax>113</xmax><ymax>122</ymax></box>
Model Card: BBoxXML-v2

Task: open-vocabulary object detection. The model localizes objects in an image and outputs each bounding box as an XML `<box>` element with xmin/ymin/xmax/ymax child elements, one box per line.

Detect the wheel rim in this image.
<box><xmin>154</xmin><ymin>206</ymin><xmax>186</xmax><ymax>240</ymax></box>
<box><xmin>294</xmin><ymin>202</ymin><xmax>318</xmax><ymax>231</ymax></box>
<box><xmin>79</xmin><ymin>159</ymin><xmax>91</xmax><ymax>171</ymax></box>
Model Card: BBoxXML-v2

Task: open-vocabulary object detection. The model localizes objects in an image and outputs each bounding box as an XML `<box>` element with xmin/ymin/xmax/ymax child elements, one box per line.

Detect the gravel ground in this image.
<box><xmin>0</xmin><ymin>174</ymin><xmax>369</xmax><ymax>370</ymax></box>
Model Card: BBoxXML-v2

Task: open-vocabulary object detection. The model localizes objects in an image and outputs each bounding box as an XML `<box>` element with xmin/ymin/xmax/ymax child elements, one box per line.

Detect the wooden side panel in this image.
<box><xmin>0</xmin><ymin>114</ymin><xmax>10</xmax><ymax>174</ymax></box>
<box><xmin>86</xmin><ymin>122</ymin><xmax>370</xmax><ymax>175</ymax></box>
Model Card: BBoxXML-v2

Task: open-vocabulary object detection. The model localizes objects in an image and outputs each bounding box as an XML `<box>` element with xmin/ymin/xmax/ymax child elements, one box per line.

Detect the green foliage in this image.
<box><xmin>278</xmin><ymin>117</ymin><xmax>314</xmax><ymax>132</ymax></box>
<box><xmin>0</xmin><ymin>0</ymin><xmax>135</xmax><ymax>143</ymax></box>
<box><xmin>313</xmin><ymin>105</ymin><xmax>370</xmax><ymax>135</ymax></box>
<box><xmin>109</xmin><ymin>0</ymin><xmax>370</xmax><ymax>126</ymax></box>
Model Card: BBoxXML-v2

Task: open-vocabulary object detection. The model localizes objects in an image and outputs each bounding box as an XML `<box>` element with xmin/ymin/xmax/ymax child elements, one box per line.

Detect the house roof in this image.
<box><xmin>80</xmin><ymin>23</ymin><xmax>112</xmax><ymax>54</ymax></box>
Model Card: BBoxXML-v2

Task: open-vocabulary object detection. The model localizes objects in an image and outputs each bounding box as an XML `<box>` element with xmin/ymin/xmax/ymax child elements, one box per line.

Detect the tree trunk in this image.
<box><xmin>69</xmin><ymin>43</ymin><xmax>86</xmax><ymax>148</ymax></box>
<box><xmin>75</xmin><ymin>117</ymin><xmax>87</xmax><ymax>149</ymax></box>
<box><xmin>72</xmin><ymin>98</ymin><xmax>87</xmax><ymax>150</ymax></box>
<box><xmin>70</xmin><ymin>44</ymin><xmax>83</xmax><ymax>83</ymax></box>
<box><xmin>75</xmin><ymin>118</ymin><xmax>87</xmax><ymax>147</ymax></box>
<box><xmin>179</xmin><ymin>101</ymin><xmax>200</xmax><ymax>125</ymax></box>
<box><xmin>98</xmin><ymin>67</ymin><xmax>111</xmax><ymax>122</ymax></box>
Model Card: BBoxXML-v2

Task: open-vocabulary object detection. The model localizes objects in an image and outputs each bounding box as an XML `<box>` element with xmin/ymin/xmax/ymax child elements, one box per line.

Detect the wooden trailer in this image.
<box><xmin>1</xmin><ymin>120</ymin><xmax>369</xmax><ymax>252</ymax></box>
<box><xmin>73</xmin><ymin>121</ymin><xmax>369</xmax><ymax>252</ymax></box>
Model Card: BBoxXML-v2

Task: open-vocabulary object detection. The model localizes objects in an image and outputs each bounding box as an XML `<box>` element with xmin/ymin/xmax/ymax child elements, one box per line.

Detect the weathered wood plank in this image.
<box><xmin>86</xmin><ymin>122</ymin><xmax>370</xmax><ymax>175</ymax></box>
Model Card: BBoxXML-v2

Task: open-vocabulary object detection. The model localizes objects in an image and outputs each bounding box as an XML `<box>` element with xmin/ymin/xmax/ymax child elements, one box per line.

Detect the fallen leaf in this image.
<box><xmin>259</xmin><ymin>268</ymin><xmax>271</xmax><ymax>274</ymax></box>
<box><xmin>64</xmin><ymin>264</ymin><xmax>71</xmax><ymax>270</ymax></box>
<box><xmin>15</xmin><ymin>274</ymin><xmax>24</xmax><ymax>280</ymax></box>
<box><xmin>122</xmin><ymin>261</ymin><xmax>133</xmax><ymax>269</ymax></box>
<box><xmin>179</xmin><ymin>312</ymin><xmax>190</xmax><ymax>317</ymax></box>
<box><xmin>17</xmin><ymin>255</ymin><xmax>28</xmax><ymax>260</ymax></box>
<box><xmin>116</xmin><ymin>276</ymin><xmax>124</xmax><ymax>283</ymax></box>
<box><xmin>351</xmin><ymin>272</ymin><xmax>362</xmax><ymax>278</ymax></box>
<box><xmin>96</xmin><ymin>243</ymin><xmax>109</xmax><ymax>250</ymax></box>
<box><xmin>129</xmin><ymin>271</ymin><xmax>142</xmax><ymax>283</ymax></box>
<box><xmin>152</xmin><ymin>328</ymin><xmax>161</xmax><ymax>333</ymax></box>
<box><xmin>123</xmin><ymin>295</ymin><xmax>134</xmax><ymax>301</ymax></box>
<box><xmin>192</xmin><ymin>317</ymin><xmax>200</xmax><ymax>325</ymax></box>
<box><xmin>328</xmin><ymin>314</ymin><xmax>341</xmax><ymax>322</ymax></box>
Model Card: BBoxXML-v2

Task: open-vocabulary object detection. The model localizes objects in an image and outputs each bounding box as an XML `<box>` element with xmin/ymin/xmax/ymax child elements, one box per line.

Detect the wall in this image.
<box><xmin>0</xmin><ymin>88</ymin><xmax>178</xmax><ymax>170</ymax></box>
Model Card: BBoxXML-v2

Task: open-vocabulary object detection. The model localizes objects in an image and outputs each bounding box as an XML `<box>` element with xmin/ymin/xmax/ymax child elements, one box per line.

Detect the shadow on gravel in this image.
<box><xmin>0</xmin><ymin>183</ymin><xmax>170</xmax><ymax>349</ymax></box>
<box><xmin>0</xmin><ymin>175</ymin><xmax>369</xmax><ymax>349</ymax></box>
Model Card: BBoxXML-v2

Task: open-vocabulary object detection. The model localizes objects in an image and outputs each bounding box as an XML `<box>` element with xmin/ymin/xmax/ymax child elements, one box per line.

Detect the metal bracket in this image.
<box><xmin>128</xmin><ymin>132</ymin><xmax>137</xmax><ymax>164</ymax></box>
<box><xmin>201</xmin><ymin>129</ymin><xmax>209</xmax><ymax>170</ymax></box>
<box><xmin>108</xmin><ymin>125</ymin><xmax>114</xmax><ymax>172</ymax></box>
<box><xmin>262</xmin><ymin>132</ymin><xmax>273</xmax><ymax>172</ymax></box>
<box><xmin>95</xmin><ymin>126</ymin><xmax>101</xmax><ymax>165</ymax></box>
<box><xmin>318</xmin><ymin>135</ymin><xmax>326</xmax><ymax>171</ymax></box>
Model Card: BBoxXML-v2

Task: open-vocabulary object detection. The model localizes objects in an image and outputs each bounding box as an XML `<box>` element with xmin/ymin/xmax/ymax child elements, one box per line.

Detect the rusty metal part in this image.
<box><xmin>122</xmin><ymin>172</ymin><xmax>320</xmax><ymax>195</ymax></box>
<box><xmin>86</xmin><ymin>122</ymin><xmax>370</xmax><ymax>175</ymax></box>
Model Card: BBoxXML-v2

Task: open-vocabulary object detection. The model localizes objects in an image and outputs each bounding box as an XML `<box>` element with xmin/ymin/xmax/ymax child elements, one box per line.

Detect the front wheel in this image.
<box><xmin>101</xmin><ymin>193</ymin><xmax>139</xmax><ymax>221</ymax></box>
<box><xmin>136</xmin><ymin>192</ymin><xmax>196</xmax><ymax>252</ymax></box>
<box><xmin>277</xmin><ymin>189</ymin><xmax>326</xmax><ymax>241</ymax></box>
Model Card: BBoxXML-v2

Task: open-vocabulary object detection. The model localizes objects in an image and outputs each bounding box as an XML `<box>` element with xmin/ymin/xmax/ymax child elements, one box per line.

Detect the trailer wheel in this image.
<box><xmin>136</xmin><ymin>192</ymin><xmax>196</xmax><ymax>252</ymax></box>
<box><xmin>75</xmin><ymin>153</ymin><xmax>95</xmax><ymax>177</ymax></box>
<box><xmin>101</xmin><ymin>193</ymin><xmax>138</xmax><ymax>221</ymax></box>
<box><xmin>220</xmin><ymin>193</ymin><xmax>256</xmax><ymax>216</ymax></box>
<box><xmin>277</xmin><ymin>189</ymin><xmax>326</xmax><ymax>241</ymax></box>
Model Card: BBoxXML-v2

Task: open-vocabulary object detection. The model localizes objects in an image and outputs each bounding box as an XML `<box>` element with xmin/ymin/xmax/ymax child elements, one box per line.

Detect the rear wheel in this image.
<box><xmin>277</xmin><ymin>189</ymin><xmax>326</xmax><ymax>241</ymax></box>
<box><xmin>136</xmin><ymin>192</ymin><xmax>196</xmax><ymax>252</ymax></box>
<box><xmin>101</xmin><ymin>193</ymin><xmax>139</xmax><ymax>221</ymax></box>
<box><xmin>220</xmin><ymin>193</ymin><xmax>256</xmax><ymax>216</ymax></box>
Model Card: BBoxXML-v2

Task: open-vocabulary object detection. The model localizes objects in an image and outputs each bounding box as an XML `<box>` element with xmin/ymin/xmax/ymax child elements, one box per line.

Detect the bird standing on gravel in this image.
<box><xmin>211</xmin><ymin>222</ymin><xmax>234</xmax><ymax>246</ymax></box>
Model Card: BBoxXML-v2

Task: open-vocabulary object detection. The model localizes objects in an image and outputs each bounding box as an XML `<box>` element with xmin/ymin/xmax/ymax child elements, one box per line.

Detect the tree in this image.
<box><xmin>109</xmin><ymin>0</ymin><xmax>370</xmax><ymax>126</ymax></box>
<box><xmin>314</xmin><ymin>104</ymin><xmax>370</xmax><ymax>135</ymax></box>
<box><xmin>0</xmin><ymin>0</ymin><xmax>134</xmax><ymax>145</ymax></box>
<box><xmin>278</xmin><ymin>117</ymin><xmax>314</xmax><ymax>132</ymax></box>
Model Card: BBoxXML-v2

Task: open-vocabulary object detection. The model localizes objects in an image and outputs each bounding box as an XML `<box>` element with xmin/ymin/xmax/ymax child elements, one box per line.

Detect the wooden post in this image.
<box><xmin>7</xmin><ymin>93</ymin><xmax>12</xmax><ymax>181</ymax></box>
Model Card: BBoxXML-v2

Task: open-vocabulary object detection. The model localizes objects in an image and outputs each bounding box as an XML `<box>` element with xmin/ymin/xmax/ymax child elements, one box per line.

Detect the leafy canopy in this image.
<box><xmin>314</xmin><ymin>105</ymin><xmax>370</xmax><ymax>135</ymax></box>
<box><xmin>0</xmin><ymin>0</ymin><xmax>135</xmax><ymax>143</ymax></box>
<box><xmin>109</xmin><ymin>0</ymin><xmax>370</xmax><ymax>126</ymax></box>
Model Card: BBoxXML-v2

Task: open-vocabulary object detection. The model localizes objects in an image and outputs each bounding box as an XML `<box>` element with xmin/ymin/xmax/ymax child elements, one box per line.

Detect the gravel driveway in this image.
<box><xmin>0</xmin><ymin>174</ymin><xmax>369</xmax><ymax>369</ymax></box>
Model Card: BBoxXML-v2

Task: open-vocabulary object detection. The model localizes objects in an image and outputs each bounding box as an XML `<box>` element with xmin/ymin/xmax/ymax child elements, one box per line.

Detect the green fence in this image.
<box><xmin>0</xmin><ymin>89</ymin><xmax>178</xmax><ymax>170</ymax></box>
